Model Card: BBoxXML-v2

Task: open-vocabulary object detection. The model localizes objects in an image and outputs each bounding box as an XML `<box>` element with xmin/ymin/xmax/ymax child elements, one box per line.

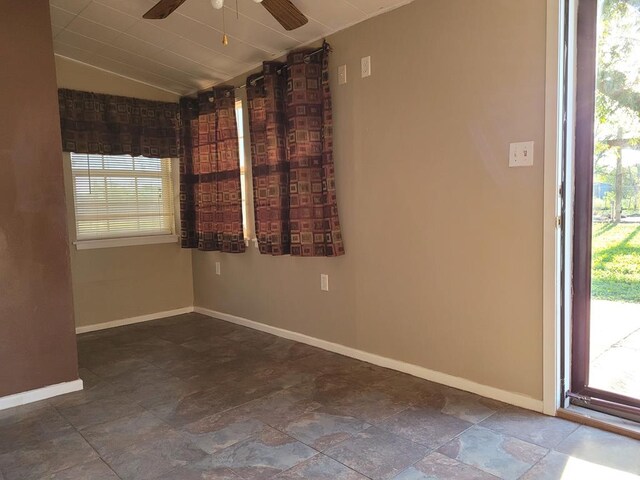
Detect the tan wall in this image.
<box><xmin>56</xmin><ymin>57</ymin><xmax>194</xmax><ymax>328</ymax></box>
<box><xmin>193</xmin><ymin>0</ymin><xmax>546</xmax><ymax>400</ymax></box>
<box><xmin>0</xmin><ymin>3</ymin><xmax>78</xmax><ymax>396</ymax></box>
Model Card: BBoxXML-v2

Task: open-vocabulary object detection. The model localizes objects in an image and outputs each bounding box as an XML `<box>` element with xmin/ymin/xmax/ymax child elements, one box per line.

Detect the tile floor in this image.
<box><xmin>0</xmin><ymin>313</ymin><xmax>638</xmax><ymax>480</ymax></box>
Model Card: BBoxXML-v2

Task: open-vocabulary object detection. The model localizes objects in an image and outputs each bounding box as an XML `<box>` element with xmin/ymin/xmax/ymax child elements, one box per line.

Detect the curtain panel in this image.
<box><xmin>178</xmin><ymin>87</ymin><xmax>245</xmax><ymax>253</ymax></box>
<box><xmin>247</xmin><ymin>62</ymin><xmax>290</xmax><ymax>255</ymax></box>
<box><xmin>57</xmin><ymin>89</ymin><xmax>178</xmax><ymax>158</ymax></box>
<box><xmin>246</xmin><ymin>44</ymin><xmax>345</xmax><ymax>257</ymax></box>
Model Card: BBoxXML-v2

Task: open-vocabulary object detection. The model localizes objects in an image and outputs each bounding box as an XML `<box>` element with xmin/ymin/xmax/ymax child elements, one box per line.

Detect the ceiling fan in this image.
<box><xmin>143</xmin><ymin>0</ymin><xmax>308</xmax><ymax>31</ymax></box>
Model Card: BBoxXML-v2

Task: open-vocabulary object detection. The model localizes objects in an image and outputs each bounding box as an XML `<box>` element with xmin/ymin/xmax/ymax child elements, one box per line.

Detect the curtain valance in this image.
<box><xmin>57</xmin><ymin>89</ymin><xmax>178</xmax><ymax>158</ymax></box>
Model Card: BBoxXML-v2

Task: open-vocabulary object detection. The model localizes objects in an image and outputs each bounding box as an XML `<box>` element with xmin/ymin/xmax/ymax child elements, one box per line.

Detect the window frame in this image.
<box><xmin>66</xmin><ymin>152</ymin><xmax>179</xmax><ymax>250</ymax></box>
<box><xmin>235</xmin><ymin>97</ymin><xmax>253</xmax><ymax>243</ymax></box>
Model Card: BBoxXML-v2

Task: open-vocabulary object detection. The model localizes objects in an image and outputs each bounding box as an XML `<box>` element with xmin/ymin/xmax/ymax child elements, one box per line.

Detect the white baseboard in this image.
<box><xmin>0</xmin><ymin>379</ymin><xmax>84</xmax><ymax>412</ymax></box>
<box><xmin>194</xmin><ymin>306</ymin><xmax>544</xmax><ymax>413</ymax></box>
<box><xmin>75</xmin><ymin>306</ymin><xmax>195</xmax><ymax>334</ymax></box>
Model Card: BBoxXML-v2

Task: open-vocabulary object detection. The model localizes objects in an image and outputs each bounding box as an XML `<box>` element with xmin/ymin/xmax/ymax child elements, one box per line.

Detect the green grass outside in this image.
<box><xmin>591</xmin><ymin>223</ymin><xmax>640</xmax><ymax>303</ymax></box>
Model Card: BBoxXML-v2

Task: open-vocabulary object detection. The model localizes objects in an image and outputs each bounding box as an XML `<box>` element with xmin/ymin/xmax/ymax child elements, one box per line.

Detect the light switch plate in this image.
<box><xmin>320</xmin><ymin>274</ymin><xmax>329</xmax><ymax>291</ymax></box>
<box><xmin>338</xmin><ymin>64</ymin><xmax>347</xmax><ymax>85</ymax></box>
<box><xmin>509</xmin><ymin>141</ymin><xmax>534</xmax><ymax>167</ymax></box>
<box><xmin>361</xmin><ymin>56</ymin><xmax>371</xmax><ymax>78</ymax></box>
<box><xmin>215</xmin><ymin>262</ymin><xmax>221</xmax><ymax>275</ymax></box>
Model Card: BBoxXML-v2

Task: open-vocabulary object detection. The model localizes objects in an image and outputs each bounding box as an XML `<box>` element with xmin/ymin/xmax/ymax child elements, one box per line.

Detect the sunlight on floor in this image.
<box><xmin>561</xmin><ymin>456</ymin><xmax>640</xmax><ymax>479</ymax></box>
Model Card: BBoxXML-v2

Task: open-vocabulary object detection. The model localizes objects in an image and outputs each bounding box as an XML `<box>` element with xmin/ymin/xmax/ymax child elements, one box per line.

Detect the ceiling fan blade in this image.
<box><xmin>261</xmin><ymin>0</ymin><xmax>308</xmax><ymax>31</ymax></box>
<box><xmin>143</xmin><ymin>0</ymin><xmax>188</xmax><ymax>19</ymax></box>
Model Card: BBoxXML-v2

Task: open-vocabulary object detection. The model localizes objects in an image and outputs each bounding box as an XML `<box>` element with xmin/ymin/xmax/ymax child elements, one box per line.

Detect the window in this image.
<box><xmin>235</xmin><ymin>99</ymin><xmax>250</xmax><ymax>238</ymax></box>
<box><xmin>70</xmin><ymin>153</ymin><xmax>176</xmax><ymax>248</ymax></box>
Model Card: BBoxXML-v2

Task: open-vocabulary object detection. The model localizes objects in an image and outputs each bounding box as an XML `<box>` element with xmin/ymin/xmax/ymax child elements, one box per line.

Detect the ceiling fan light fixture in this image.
<box><xmin>144</xmin><ymin>0</ymin><xmax>308</xmax><ymax>31</ymax></box>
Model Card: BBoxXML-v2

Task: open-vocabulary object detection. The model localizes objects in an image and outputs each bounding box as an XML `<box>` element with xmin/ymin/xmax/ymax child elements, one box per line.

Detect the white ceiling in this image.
<box><xmin>50</xmin><ymin>0</ymin><xmax>413</xmax><ymax>95</ymax></box>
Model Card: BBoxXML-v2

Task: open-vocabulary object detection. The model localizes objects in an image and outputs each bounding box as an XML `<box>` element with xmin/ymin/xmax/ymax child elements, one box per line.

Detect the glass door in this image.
<box><xmin>572</xmin><ymin>0</ymin><xmax>640</xmax><ymax>419</ymax></box>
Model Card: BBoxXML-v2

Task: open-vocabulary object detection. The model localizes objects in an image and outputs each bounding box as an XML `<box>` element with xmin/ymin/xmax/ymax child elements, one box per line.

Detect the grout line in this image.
<box><xmin>518</xmin><ymin>451</ymin><xmax>551</xmax><ymax>479</ymax></box>
<box><xmin>100</xmin><ymin>458</ymin><xmax>124</xmax><ymax>480</ymax></box>
<box><xmin>319</xmin><ymin>440</ymin><xmax>377</xmax><ymax>479</ymax></box>
<box><xmin>270</xmin><ymin>452</ymin><xmax>321</xmax><ymax>478</ymax></box>
<box><xmin>47</xmin><ymin>401</ymin><xmax>110</xmax><ymax>478</ymax></box>
<box><xmin>269</xmin><ymin>424</ymin><xmax>377</xmax><ymax>480</ymax></box>
<box><xmin>395</xmin><ymin>453</ymin><xmax>436</xmax><ymax>480</ymax></box>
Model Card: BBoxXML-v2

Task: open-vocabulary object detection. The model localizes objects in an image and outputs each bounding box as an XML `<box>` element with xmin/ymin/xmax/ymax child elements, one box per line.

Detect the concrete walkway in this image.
<box><xmin>590</xmin><ymin>299</ymin><xmax>640</xmax><ymax>399</ymax></box>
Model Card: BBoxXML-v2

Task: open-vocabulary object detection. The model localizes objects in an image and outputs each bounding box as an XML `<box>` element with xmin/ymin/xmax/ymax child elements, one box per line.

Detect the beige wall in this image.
<box><xmin>193</xmin><ymin>0</ymin><xmax>546</xmax><ymax>400</ymax></box>
<box><xmin>0</xmin><ymin>3</ymin><xmax>78</xmax><ymax>396</ymax></box>
<box><xmin>56</xmin><ymin>57</ymin><xmax>194</xmax><ymax>328</ymax></box>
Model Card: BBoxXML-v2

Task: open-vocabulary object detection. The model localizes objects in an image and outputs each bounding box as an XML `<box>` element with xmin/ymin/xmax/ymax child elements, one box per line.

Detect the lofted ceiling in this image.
<box><xmin>50</xmin><ymin>0</ymin><xmax>413</xmax><ymax>95</ymax></box>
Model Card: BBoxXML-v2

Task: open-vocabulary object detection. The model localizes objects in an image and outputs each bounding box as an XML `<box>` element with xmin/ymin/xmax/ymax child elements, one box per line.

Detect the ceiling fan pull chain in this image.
<box><xmin>222</xmin><ymin>7</ymin><xmax>229</xmax><ymax>45</ymax></box>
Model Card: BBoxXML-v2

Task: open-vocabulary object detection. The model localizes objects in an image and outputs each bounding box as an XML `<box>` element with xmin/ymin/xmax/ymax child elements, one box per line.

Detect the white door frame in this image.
<box><xmin>543</xmin><ymin>0</ymin><xmax>567</xmax><ymax>416</ymax></box>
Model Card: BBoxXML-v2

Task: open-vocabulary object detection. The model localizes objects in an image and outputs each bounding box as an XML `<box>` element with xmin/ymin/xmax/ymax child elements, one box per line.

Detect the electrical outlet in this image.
<box><xmin>509</xmin><ymin>141</ymin><xmax>534</xmax><ymax>167</ymax></box>
<box><xmin>361</xmin><ymin>56</ymin><xmax>371</xmax><ymax>78</ymax></box>
<box><xmin>215</xmin><ymin>262</ymin><xmax>221</xmax><ymax>275</ymax></box>
<box><xmin>338</xmin><ymin>64</ymin><xmax>347</xmax><ymax>85</ymax></box>
<box><xmin>320</xmin><ymin>274</ymin><xmax>329</xmax><ymax>291</ymax></box>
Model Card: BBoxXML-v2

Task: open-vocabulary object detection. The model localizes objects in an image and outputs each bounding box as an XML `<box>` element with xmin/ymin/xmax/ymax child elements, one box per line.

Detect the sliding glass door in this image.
<box><xmin>572</xmin><ymin>0</ymin><xmax>640</xmax><ymax>418</ymax></box>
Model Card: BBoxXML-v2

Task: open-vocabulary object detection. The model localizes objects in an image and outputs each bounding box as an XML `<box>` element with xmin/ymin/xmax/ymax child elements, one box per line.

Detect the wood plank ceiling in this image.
<box><xmin>50</xmin><ymin>0</ymin><xmax>414</xmax><ymax>94</ymax></box>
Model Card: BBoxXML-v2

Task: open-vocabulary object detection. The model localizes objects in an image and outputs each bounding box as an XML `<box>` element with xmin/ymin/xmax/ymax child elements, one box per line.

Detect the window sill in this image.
<box><xmin>74</xmin><ymin>235</ymin><xmax>179</xmax><ymax>250</ymax></box>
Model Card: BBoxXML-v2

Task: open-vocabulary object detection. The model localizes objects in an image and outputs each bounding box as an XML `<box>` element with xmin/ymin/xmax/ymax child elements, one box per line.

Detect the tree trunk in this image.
<box><xmin>615</xmin><ymin>147</ymin><xmax>623</xmax><ymax>223</ymax></box>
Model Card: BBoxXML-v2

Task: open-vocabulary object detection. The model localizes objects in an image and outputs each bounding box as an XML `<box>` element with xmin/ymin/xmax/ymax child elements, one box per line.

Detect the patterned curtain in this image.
<box><xmin>247</xmin><ymin>62</ymin><xmax>290</xmax><ymax>255</ymax></box>
<box><xmin>58</xmin><ymin>89</ymin><xmax>178</xmax><ymax>158</ymax></box>
<box><xmin>178</xmin><ymin>87</ymin><xmax>245</xmax><ymax>253</ymax></box>
<box><xmin>178</xmin><ymin>97</ymin><xmax>198</xmax><ymax>248</ymax></box>
<box><xmin>246</xmin><ymin>44</ymin><xmax>345</xmax><ymax>257</ymax></box>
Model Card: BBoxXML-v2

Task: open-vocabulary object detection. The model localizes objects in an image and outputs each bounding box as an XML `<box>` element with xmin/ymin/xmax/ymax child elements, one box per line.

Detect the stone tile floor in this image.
<box><xmin>0</xmin><ymin>313</ymin><xmax>638</xmax><ymax>480</ymax></box>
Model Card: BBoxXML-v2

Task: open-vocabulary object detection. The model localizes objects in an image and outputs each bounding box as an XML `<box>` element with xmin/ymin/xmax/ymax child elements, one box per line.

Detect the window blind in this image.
<box><xmin>70</xmin><ymin>153</ymin><xmax>175</xmax><ymax>241</ymax></box>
